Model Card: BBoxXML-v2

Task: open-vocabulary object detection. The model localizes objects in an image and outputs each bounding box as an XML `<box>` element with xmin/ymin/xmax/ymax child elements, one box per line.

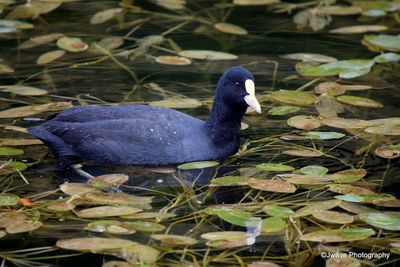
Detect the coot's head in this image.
<box><xmin>217</xmin><ymin>66</ymin><xmax>261</xmax><ymax>113</ymax></box>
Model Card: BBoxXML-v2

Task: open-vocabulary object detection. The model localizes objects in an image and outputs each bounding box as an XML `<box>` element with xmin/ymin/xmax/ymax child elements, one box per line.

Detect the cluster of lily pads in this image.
<box><xmin>1</xmin><ymin>0</ymin><xmax>400</xmax><ymax>266</ymax></box>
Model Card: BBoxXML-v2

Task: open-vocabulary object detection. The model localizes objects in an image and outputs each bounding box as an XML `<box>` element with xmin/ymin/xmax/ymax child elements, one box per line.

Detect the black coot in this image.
<box><xmin>28</xmin><ymin>66</ymin><xmax>261</xmax><ymax>166</ymax></box>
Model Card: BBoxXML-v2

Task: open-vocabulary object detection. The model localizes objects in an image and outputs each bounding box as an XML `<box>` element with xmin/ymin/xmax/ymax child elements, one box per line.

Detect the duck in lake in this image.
<box><xmin>28</xmin><ymin>66</ymin><xmax>261</xmax><ymax>167</ymax></box>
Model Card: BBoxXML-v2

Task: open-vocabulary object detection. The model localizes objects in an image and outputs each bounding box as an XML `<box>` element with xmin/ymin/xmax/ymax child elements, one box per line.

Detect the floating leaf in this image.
<box><xmin>124</xmin><ymin>221</ymin><xmax>165</xmax><ymax>232</ymax></box>
<box><xmin>314</xmin><ymin>6</ymin><xmax>362</xmax><ymax>15</ymax></box>
<box><xmin>121</xmin><ymin>212</ymin><xmax>176</xmax><ymax>220</ymax></box>
<box><xmin>85</xmin><ymin>220</ymin><xmax>136</xmax><ymax>235</ymax></box>
<box><xmin>342</xmin><ymin>84</ymin><xmax>373</xmax><ymax>91</ymax></box>
<box><xmin>155</xmin><ymin>56</ymin><xmax>191</xmax><ymax>65</ymax></box>
<box><xmin>312</xmin><ymin>210</ymin><xmax>354</xmax><ymax>224</ymax></box>
<box><xmin>47</xmin><ymin>199</ymin><xmax>78</xmax><ymax>212</ymax></box>
<box><xmin>0</xmin><ymin>193</ymin><xmax>19</xmax><ymax>206</ymax></box>
<box><xmin>256</xmin><ymin>163</ymin><xmax>295</xmax><ymax>172</ymax></box>
<box><xmin>362</xmin><ymin>34</ymin><xmax>400</xmax><ymax>52</ymax></box>
<box><xmin>287</xmin><ymin>115</ymin><xmax>320</xmax><ymax>130</ymax></box>
<box><xmin>151</xmin><ymin>234</ymin><xmax>197</xmax><ymax>246</ymax></box>
<box><xmin>314</xmin><ymin>82</ymin><xmax>346</xmax><ymax>96</ymax></box>
<box><xmin>0</xmin><ymin>161</ymin><xmax>27</xmax><ymax>175</ymax></box>
<box><xmin>300</xmin><ymin>165</ymin><xmax>328</xmax><ymax>176</ymax></box>
<box><xmin>296</xmin><ymin>60</ymin><xmax>375</xmax><ymax>78</ymax></box>
<box><xmin>57</xmin><ymin>37</ymin><xmax>88</xmax><ymax>52</ymax></box>
<box><xmin>335</xmin><ymin>194</ymin><xmax>365</xmax><ymax>203</ymax></box>
<box><xmin>178</xmin><ymin>50</ymin><xmax>238</xmax><ymax>60</ymax></box>
<box><xmin>362</xmin><ymin>9</ymin><xmax>386</xmax><ymax>17</ymax></box>
<box><xmin>30</xmin><ymin>33</ymin><xmax>64</xmax><ymax>44</ymax></box>
<box><xmin>247</xmin><ymin>178</ymin><xmax>296</xmax><ymax>193</ymax></box>
<box><xmin>320</xmin><ymin>117</ymin><xmax>369</xmax><ymax>129</ymax></box>
<box><xmin>0</xmin><ymin>147</ymin><xmax>23</xmax><ymax>156</ymax></box>
<box><xmin>56</xmin><ymin>237</ymin><xmax>135</xmax><ymax>251</ymax></box>
<box><xmin>178</xmin><ymin>161</ymin><xmax>219</xmax><ymax>170</ymax></box>
<box><xmin>282</xmin><ymin>149</ymin><xmax>323</xmax><ymax>157</ymax></box>
<box><xmin>326</xmin><ymin>257</ymin><xmax>361</xmax><ymax>267</ymax></box>
<box><xmin>98</xmin><ymin>36</ymin><xmax>124</xmax><ymax>50</ymax></box>
<box><xmin>156</xmin><ymin>0</ymin><xmax>186</xmax><ymax>10</ymax></box>
<box><xmin>87</xmin><ymin>173</ymin><xmax>129</xmax><ymax>190</ymax></box>
<box><xmin>375</xmin><ymin>144</ymin><xmax>400</xmax><ymax>159</ymax></box>
<box><xmin>248</xmin><ymin>262</ymin><xmax>282</xmax><ymax>267</ymax></box>
<box><xmin>0</xmin><ymin>102</ymin><xmax>73</xmax><ymax>118</ymax></box>
<box><xmin>233</xmin><ymin>0</ymin><xmax>280</xmax><ymax>5</ymax></box>
<box><xmin>201</xmin><ymin>231</ymin><xmax>248</xmax><ymax>248</ymax></box>
<box><xmin>267</xmin><ymin>90</ymin><xmax>316</xmax><ymax>106</ymax></box>
<box><xmin>60</xmin><ymin>182</ymin><xmax>93</xmax><ymax>196</ymax></box>
<box><xmin>301</xmin><ymin>228</ymin><xmax>375</xmax><ymax>242</ymax></box>
<box><xmin>286</xmin><ymin>174</ymin><xmax>332</xmax><ymax>185</ymax></box>
<box><xmin>263</xmin><ymin>205</ymin><xmax>294</xmax><ymax>218</ymax></box>
<box><xmin>374</xmin><ymin>53</ymin><xmax>400</xmax><ymax>63</ymax></box>
<box><xmin>77</xmin><ymin>206</ymin><xmax>142</xmax><ymax>218</ymax></box>
<box><xmin>90</xmin><ymin>8</ymin><xmax>122</xmax><ymax>24</ymax></box>
<box><xmin>294</xmin><ymin>199</ymin><xmax>340</xmax><ymax>218</ymax></box>
<box><xmin>328</xmin><ymin>184</ymin><xmax>374</xmax><ymax>195</ymax></box>
<box><xmin>205</xmin><ymin>208</ymin><xmax>257</xmax><ymax>227</ymax></box>
<box><xmin>0</xmin><ymin>19</ymin><xmax>33</xmax><ymax>32</ymax></box>
<box><xmin>261</xmin><ymin>217</ymin><xmax>286</xmax><ymax>233</ymax></box>
<box><xmin>84</xmin><ymin>191</ymin><xmax>153</xmax><ymax>208</ymax></box>
<box><xmin>280</xmin><ymin>53</ymin><xmax>337</xmax><ymax>63</ymax></box>
<box><xmin>0</xmin><ymin>85</ymin><xmax>47</xmax><ymax>96</ymax></box>
<box><xmin>210</xmin><ymin>176</ymin><xmax>248</xmax><ymax>187</ymax></box>
<box><xmin>339</xmin><ymin>201</ymin><xmax>377</xmax><ymax>214</ymax></box>
<box><xmin>359</xmin><ymin>213</ymin><xmax>400</xmax><ymax>231</ymax></box>
<box><xmin>330</xmin><ymin>25</ymin><xmax>387</xmax><ymax>34</ymax></box>
<box><xmin>331</xmin><ymin>168</ymin><xmax>367</xmax><ymax>183</ymax></box>
<box><xmin>37</xmin><ymin>50</ymin><xmax>65</xmax><ymax>65</ymax></box>
<box><xmin>268</xmin><ymin>106</ymin><xmax>300</xmax><ymax>115</ymax></box>
<box><xmin>6</xmin><ymin>221</ymin><xmax>42</xmax><ymax>234</ymax></box>
<box><xmin>149</xmin><ymin>98</ymin><xmax>202</xmax><ymax>109</ymax></box>
<box><xmin>214</xmin><ymin>22</ymin><xmax>248</xmax><ymax>35</ymax></box>
<box><xmin>0</xmin><ymin>64</ymin><xmax>14</xmax><ymax>73</ymax></box>
<box><xmin>303</xmin><ymin>131</ymin><xmax>345</xmax><ymax>140</ymax></box>
<box><xmin>336</xmin><ymin>95</ymin><xmax>383</xmax><ymax>108</ymax></box>
<box><xmin>365</xmin><ymin>125</ymin><xmax>400</xmax><ymax>136</ymax></box>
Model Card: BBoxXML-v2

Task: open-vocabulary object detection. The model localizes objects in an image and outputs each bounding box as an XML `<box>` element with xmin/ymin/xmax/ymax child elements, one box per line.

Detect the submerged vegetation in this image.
<box><xmin>0</xmin><ymin>0</ymin><xmax>400</xmax><ymax>266</ymax></box>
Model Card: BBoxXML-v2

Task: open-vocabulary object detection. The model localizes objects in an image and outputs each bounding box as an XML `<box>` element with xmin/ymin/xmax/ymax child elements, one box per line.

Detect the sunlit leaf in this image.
<box><xmin>314</xmin><ymin>6</ymin><xmax>361</xmax><ymax>15</ymax></box>
<box><xmin>77</xmin><ymin>206</ymin><xmax>142</xmax><ymax>218</ymax></box>
<box><xmin>359</xmin><ymin>213</ymin><xmax>400</xmax><ymax>231</ymax></box>
<box><xmin>201</xmin><ymin>231</ymin><xmax>248</xmax><ymax>248</ymax></box>
<box><xmin>331</xmin><ymin>168</ymin><xmax>367</xmax><ymax>183</ymax></box>
<box><xmin>365</xmin><ymin>125</ymin><xmax>400</xmax><ymax>135</ymax></box>
<box><xmin>268</xmin><ymin>106</ymin><xmax>300</xmax><ymax>115</ymax></box>
<box><xmin>314</xmin><ymin>82</ymin><xmax>346</xmax><ymax>96</ymax></box>
<box><xmin>6</xmin><ymin>221</ymin><xmax>42</xmax><ymax>234</ymax></box>
<box><xmin>263</xmin><ymin>205</ymin><xmax>294</xmax><ymax>218</ymax></box>
<box><xmin>233</xmin><ymin>0</ymin><xmax>280</xmax><ymax>5</ymax></box>
<box><xmin>0</xmin><ymin>147</ymin><xmax>23</xmax><ymax>156</ymax></box>
<box><xmin>178</xmin><ymin>50</ymin><xmax>238</xmax><ymax>60</ymax></box>
<box><xmin>37</xmin><ymin>50</ymin><xmax>65</xmax><ymax>65</ymax></box>
<box><xmin>336</xmin><ymin>95</ymin><xmax>383</xmax><ymax>108</ymax></box>
<box><xmin>121</xmin><ymin>212</ymin><xmax>176</xmax><ymax>220</ymax></box>
<box><xmin>60</xmin><ymin>182</ymin><xmax>93</xmax><ymax>196</ymax></box>
<box><xmin>280</xmin><ymin>53</ymin><xmax>337</xmax><ymax>63</ymax></box>
<box><xmin>30</xmin><ymin>33</ymin><xmax>64</xmax><ymax>44</ymax></box>
<box><xmin>261</xmin><ymin>217</ymin><xmax>286</xmax><ymax>233</ymax></box>
<box><xmin>312</xmin><ymin>210</ymin><xmax>354</xmax><ymax>224</ymax></box>
<box><xmin>300</xmin><ymin>165</ymin><xmax>328</xmax><ymax>176</ymax></box>
<box><xmin>362</xmin><ymin>34</ymin><xmax>400</xmax><ymax>52</ymax></box>
<box><xmin>57</xmin><ymin>36</ymin><xmax>88</xmax><ymax>52</ymax></box>
<box><xmin>85</xmin><ymin>220</ymin><xmax>136</xmax><ymax>235</ymax></box>
<box><xmin>287</xmin><ymin>115</ymin><xmax>320</xmax><ymax>130</ymax></box>
<box><xmin>330</xmin><ymin>25</ymin><xmax>387</xmax><ymax>34</ymax></box>
<box><xmin>247</xmin><ymin>178</ymin><xmax>296</xmax><ymax>193</ymax></box>
<box><xmin>303</xmin><ymin>131</ymin><xmax>345</xmax><ymax>140</ymax></box>
<box><xmin>151</xmin><ymin>234</ymin><xmax>197</xmax><ymax>246</ymax></box>
<box><xmin>210</xmin><ymin>176</ymin><xmax>248</xmax><ymax>187</ymax></box>
<box><xmin>84</xmin><ymin>191</ymin><xmax>153</xmax><ymax>208</ymax></box>
<box><xmin>214</xmin><ymin>22</ymin><xmax>248</xmax><ymax>35</ymax></box>
<box><xmin>149</xmin><ymin>98</ymin><xmax>202</xmax><ymax>109</ymax></box>
<box><xmin>205</xmin><ymin>208</ymin><xmax>258</xmax><ymax>227</ymax></box>
<box><xmin>374</xmin><ymin>53</ymin><xmax>400</xmax><ymax>63</ymax></box>
<box><xmin>335</xmin><ymin>194</ymin><xmax>365</xmax><ymax>203</ymax></box>
<box><xmin>328</xmin><ymin>184</ymin><xmax>374</xmax><ymax>195</ymax></box>
<box><xmin>326</xmin><ymin>257</ymin><xmax>361</xmax><ymax>267</ymax></box>
<box><xmin>256</xmin><ymin>163</ymin><xmax>295</xmax><ymax>172</ymax></box>
<box><xmin>0</xmin><ymin>193</ymin><xmax>19</xmax><ymax>206</ymax></box>
<box><xmin>296</xmin><ymin>60</ymin><xmax>375</xmax><ymax>78</ymax></box>
<box><xmin>0</xmin><ymin>64</ymin><xmax>14</xmax><ymax>73</ymax></box>
<box><xmin>339</xmin><ymin>201</ymin><xmax>377</xmax><ymax>214</ymax></box>
<box><xmin>0</xmin><ymin>85</ymin><xmax>48</xmax><ymax>96</ymax></box>
<box><xmin>282</xmin><ymin>149</ymin><xmax>323</xmax><ymax>157</ymax></box>
<box><xmin>87</xmin><ymin>173</ymin><xmax>129</xmax><ymax>190</ymax></box>
<box><xmin>56</xmin><ymin>237</ymin><xmax>135</xmax><ymax>251</ymax></box>
<box><xmin>178</xmin><ymin>161</ymin><xmax>219</xmax><ymax>170</ymax></box>
<box><xmin>267</xmin><ymin>90</ymin><xmax>316</xmax><ymax>106</ymax></box>
<box><xmin>155</xmin><ymin>56</ymin><xmax>191</xmax><ymax>65</ymax></box>
<box><xmin>300</xmin><ymin>228</ymin><xmax>375</xmax><ymax>242</ymax></box>
<box><xmin>0</xmin><ymin>102</ymin><xmax>73</xmax><ymax>118</ymax></box>
<box><xmin>294</xmin><ymin>199</ymin><xmax>340</xmax><ymax>218</ymax></box>
<box><xmin>90</xmin><ymin>8</ymin><xmax>122</xmax><ymax>24</ymax></box>
<box><xmin>375</xmin><ymin>144</ymin><xmax>400</xmax><ymax>159</ymax></box>
<box><xmin>320</xmin><ymin>117</ymin><xmax>369</xmax><ymax>129</ymax></box>
<box><xmin>123</xmin><ymin>221</ymin><xmax>165</xmax><ymax>232</ymax></box>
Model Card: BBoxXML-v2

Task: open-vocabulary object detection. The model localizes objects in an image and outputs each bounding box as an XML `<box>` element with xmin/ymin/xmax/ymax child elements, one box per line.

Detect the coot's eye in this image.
<box><xmin>235</xmin><ymin>82</ymin><xmax>240</xmax><ymax>87</ymax></box>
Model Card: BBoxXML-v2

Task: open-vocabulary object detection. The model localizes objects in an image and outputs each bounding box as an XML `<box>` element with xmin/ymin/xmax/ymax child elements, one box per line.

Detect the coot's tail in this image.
<box><xmin>28</xmin><ymin>126</ymin><xmax>80</xmax><ymax>166</ymax></box>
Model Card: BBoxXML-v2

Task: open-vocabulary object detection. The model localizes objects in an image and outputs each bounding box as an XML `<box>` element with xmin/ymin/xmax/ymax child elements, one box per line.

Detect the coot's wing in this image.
<box><xmin>49</xmin><ymin>104</ymin><xmax>176</xmax><ymax>123</ymax></box>
<box><xmin>40</xmin><ymin>109</ymin><xmax>214</xmax><ymax>165</ymax></box>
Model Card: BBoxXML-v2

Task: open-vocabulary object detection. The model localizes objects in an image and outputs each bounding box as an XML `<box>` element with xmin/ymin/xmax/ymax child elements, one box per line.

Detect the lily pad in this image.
<box><xmin>178</xmin><ymin>50</ymin><xmax>238</xmax><ymax>60</ymax></box>
<box><xmin>320</xmin><ymin>117</ymin><xmax>369</xmax><ymax>129</ymax></box>
<box><xmin>56</xmin><ymin>237</ymin><xmax>135</xmax><ymax>251</ymax></box>
<box><xmin>359</xmin><ymin>213</ymin><xmax>400</xmax><ymax>231</ymax></box>
<box><xmin>178</xmin><ymin>161</ymin><xmax>219</xmax><ymax>170</ymax></box>
<box><xmin>90</xmin><ymin>8</ymin><xmax>122</xmax><ymax>24</ymax></box>
<box><xmin>263</xmin><ymin>205</ymin><xmax>294</xmax><ymax>218</ymax></box>
<box><xmin>87</xmin><ymin>173</ymin><xmax>129</xmax><ymax>190</ymax></box>
<box><xmin>205</xmin><ymin>208</ymin><xmax>258</xmax><ymax>227</ymax></box>
<box><xmin>0</xmin><ymin>193</ymin><xmax>20</xmax><ymax>206</ymax></box>
<box><xmin>300</xmin><ymin>228</ymin><xmax>375</xmax><ymax>242</ymax></box>
<box><xmin>287</xmin><ymin>115</ymin><xmax>321</xmax><ymax>130</ymax></box>
<box><xmin>121</xmin><ymin>212</ymin><xmax>176</xmax><ymax>220</ymax></box>
<box><xmin>374</xmin><ymin>53</ymin><xmax>400</xmax><ymax>63</ymax></box>
<box><xmin>84</xmin><ymin>191</ymin><xmax>153</xmax><ymax>208</ymax></box>
<box><xmin>336</xmin><ymin>95</ymin><xmax>383</xmax><ymax>108</ymax></box>
<box><xmin>256</xmin><ymin>163</ymin><xmax>295</xmax><ymax>172</ymax></box>
<box><xmin>339</xmin><ymin>202</ymin><xmax>377</xmax><ymax>214</ymax></box>
<box><xmin>282</xmin><ymin>149</ymin><xmax>323</xmax><ymax>157</ymax></box>
<box><xmin>326</xmin><ymin>257</ymin><xmax>361</xmax><ymax>267</ymax></box>
<box><xmin>233</xmin><ymin>0</ymin><xmax>280</xmax><ymax>5</ymax></box>
<box><xmin>0</xmin><ymin>85</ymin><xmax>48</xmax><ymax>96</ymax></box>
<box><xmin>0</xmin><ymin>147</ymin><xmax>23</xmax><ymax>156</ymax></box>
<box><xmin>151</xmin><ymin>234</ymin><xmax>197</xmax><ymax>246</ymax></box>
<box><xmin>314</xmin><ymin>82</ymin><xmax>346</xmax><ymax>96</ymax></box>
<box><xmin>267</xmin><ymin>90</ymin><xmax>316</xmax><ymax>106</ymax></box>
<box><xmin>0</xmin><ymin>161</ymin><xmax>27</xmax><ymax>175</ymax></box>
<box><xmin>335</xmin><ymin>194</ymin><xmax>365</xmax><ymax>203</ymax></box>
<box><xmin>37</xmin><ymin>50</ymin><xmax>65</xmax><ymax>65</ymax></box>
<box><xmin>330</xmin><ymin>25</ymin><xmax>387</xmax><ymax>34</ymax></box>
<box><xmin>77</xmin><ymin>206</ymin><xmax>142</xmax><ymax>218</ymax></box>
<box><xmin>0</xmin><ymin>102</ymin><xmax>73</xmax><ymax>118</ymax></box>
<box><xmin>123</xmin><ymin>221</ymin><xmax>165</xmax><ymax>232</ymax></box>
<box><xmin>30</xmin><ymin>33</ymin><xmax>64</xmax><ymax>44</ymax></box>
<box><xmin>261</xmin><ymin>217</ymin><xmax>286</xmax><ymax>233</ymax></box>
<box><xmin>57</xmin><ymin>37</ymin><xmax>88</xmax><ymax>52</ymax></box>
<box><xmin>303</xmin><ymin>131</ymin><xmax>345</xmax><ymax>140</ymax></box>
<box><xmin>6</xmin><ymin>221</ymin><xmax>42</xmax><ymax>234</ymax></box>
<box><xmin>300</xmin><ymin>165</ymin><xmax>328</xmax><ymax>176</ymax></box>
<box><xmin>85</xmin><ymin>220</ymin><xmax>136</xmax><ymax>235</ymax></box>
<box><xmin>375</xmin><ymin>144</ymin><xmax>400</xmax><ymax>159</ymax></box>
<box><xmin>210</xmin><ymin>176</ymin><xmax>248</xmax><ymax>187</ymax></box>
<box><xmin>365</xmin><ymin>125</ymin><xmax>400</xmax><ymax>136</ymax></box>
<box><xmin>294</xmin><ymin>199</ymin><xmax>340</xmax><ymax>218</ymax></box>
<box><xmin>214</xmin><ymin>22</ymin><xmax>248</xmax><ymax>35</ymax></box>
<box><xmin>328</xmin><ymin>184</ymin><xmax>374</xmax><ymax>195</ymax></box>
<box><xmin>155</xmin><ymin>56</ymin><xmax>191</xmax><ymax>65</ymax></box>
<box><xmin>201</xmin><ymin>231</ymin><xmax>248</xmax><ymax>248</ymax></box>
<box><xmin>247</xmin><ymin>178</ymin><xmax>296</xmax><ymax>193</ymax></box>
<box><xmin>60</xmin><ymin>182</ymin><xmax>93</xmax><ymax>196</ymax></box>
<box><xmin>362</xmin><ymin>34</ymin><xmax>400</xmax><ymax>52</ymax></box>
<box><xmin>312</xmin><ymin>210</ymin><xmax>354</xmax><ymax>224</ymax></box>
<box><xmin>268</xmin><ymin>106</ymin><xmax>300</xmax><ymax>115</ymax></box>
<box><xmin>286</xmin><ymin>174</ymin><xmax>332</xmax><ymax>185</ymax></box>
<box><xmin>280</xmin><ymin>53</ymin><xmax>337</xmax><ymax>63</ymax></box>
<box><xmin>331</xmin><ymin>168</ymin><xmax>367</xmax><ymax>183</ymax></box>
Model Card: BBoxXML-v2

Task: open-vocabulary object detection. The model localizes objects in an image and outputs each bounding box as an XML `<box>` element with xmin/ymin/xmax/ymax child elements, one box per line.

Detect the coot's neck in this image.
<box><xmin>205</xmin><ymin>96</ymin><xmax>246</xmax><ymax>147</ymax></box>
